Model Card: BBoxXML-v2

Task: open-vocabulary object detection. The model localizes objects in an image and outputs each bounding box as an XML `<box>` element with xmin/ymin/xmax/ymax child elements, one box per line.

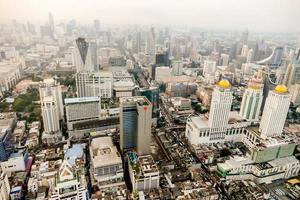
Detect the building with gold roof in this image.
<box><xmin>259</xmin><ymin>85</ymin><xmax>291</xmax><ymax>139</ymax></box>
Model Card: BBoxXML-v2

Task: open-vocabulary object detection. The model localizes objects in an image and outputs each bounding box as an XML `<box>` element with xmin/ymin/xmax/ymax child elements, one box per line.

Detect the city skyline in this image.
<box><xmin>0</xmin><ymin>0</ymin><xmax>300</xmax><ymax>32</ymax></box>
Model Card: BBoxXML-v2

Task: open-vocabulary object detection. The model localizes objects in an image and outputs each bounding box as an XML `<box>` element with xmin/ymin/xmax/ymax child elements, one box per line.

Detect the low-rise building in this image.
<box><xmin>128</xmin><ymin>152</ymin><xmax>159</xmax><ymax>191</ymax></box>
<box><xmin>90</xmin><ymin>137</ymin><xmax>125</xmax><ymax>190</ymax></box>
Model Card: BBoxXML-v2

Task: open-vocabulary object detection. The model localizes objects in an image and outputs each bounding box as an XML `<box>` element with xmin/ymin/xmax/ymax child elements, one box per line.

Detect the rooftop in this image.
<box><xmin>64</xmin><ymin>96</ymin><xmax>100</xmax><ymax>104</ymax></box>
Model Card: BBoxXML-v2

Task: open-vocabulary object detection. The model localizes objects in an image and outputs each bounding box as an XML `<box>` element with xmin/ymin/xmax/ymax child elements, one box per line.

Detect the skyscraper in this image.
<box><xmin>172</xmin><ymin>60</ymin><xmax>183</xmax><ymax>76</ymax></box>
<box><xmin>220</xmin><ymin>54</ymin><xmax>230</xmax><ymax>66</ymax></box>
<box><xmin>39</xmin><ymin>79</ymin><xmax>63</xmax><ymax>134</ymax></box>
<box><xmin>239</xmin><ymin>85</ymin><xmax>263</xmax><ymax>122</ymax></box>
<box><xmin>74</xmin><ymin>38</ymin><xmax>98</xmax><ymax>72</ymax></box>
<box><xmin>120</xmin><ymin>96</ymin><xmax>152</xmax><ymax>155</ymax></box>
<box><xmin>283</xmin><ymin>61</ymin><xmax>300</xmax><ymax>87</ymax></box>
<box><xmin>208</xmin><ymin>79</ymin><xmax>233</xmax><ymax>132</ymax></box>
<box><xmin>48</xmin><ymin>12</ymin><xmax>55</xmax><ymax>38</ymax></box>
<box><xmin>259</xmin><ymin>85</ymin><xmax>291</xmax><ymax>139</ymax></box>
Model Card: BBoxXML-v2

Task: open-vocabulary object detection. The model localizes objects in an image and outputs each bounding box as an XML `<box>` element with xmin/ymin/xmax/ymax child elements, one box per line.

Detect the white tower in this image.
<box><xmin>208</xmin><ymin>79</ymin><xmax>233</xmax><ymax>132</ymax></box>
<box><xmin>259</xmin><ymin>85</ymin><xmax>291</xmax><ymax>139</ymax></box>
<box><xmin>240</xmin><ymin>85</ymin><xmax>263</xmax><ymax>122</ymax></box>
<box><xmin>41</xmin><ymin>96</ymin><xmax>60</xmax><ymax>133</ymax></box>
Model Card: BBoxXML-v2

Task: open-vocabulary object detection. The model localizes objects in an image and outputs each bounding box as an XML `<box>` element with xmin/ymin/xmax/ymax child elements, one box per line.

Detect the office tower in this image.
<box><xmin>145</xmin><ymin>27</ymin><xmax>155</xmax><ymax>55</ymax></box>
<box><xmin>75</xmin><ymin>71</ymin><xmax>113</xmax><ymax>98</ymax></box>
<box><xmin>239</xmin><ymin>85</ymin><xmax>263</xmax><ymax>122</ymax></box>
<box><xmin>203</xmin><ymin>60</ymin><xmax>217</xmax><ymax>75</ymax></box>
<box><xmin>240</xmin><ymin>30</ymin><xmax>249</xmax><ymax>45</ymax></box>
<box><xmin>137</xmin><ymin>87</ymin><xmax>160</xmax><ymax>119</ymax></box>
<box><xmin>259</xmin><ymin>85</ymin><xmax>291</xmax><ymax>139</ymax></box>
<box><xmin>135</xmin><ymin>31</ymin><xmax>142</xmax><ymax>53</ymax></box>
<box><xmin>283</xmin><ymin>61</ymin><xmax>300</xmax><ymax>87</ymax></box>
<box><xmin>48</xmin><ymin>12</ymin><xmax>54</xmax><ymax>38</ymax></box>
<box><xmin>172</xmin><ymin>60</ymin><xmax>183</xmax><ymax>76</ymax></box>
<box><xmin>246</xmin><ymin>49</ymin><xmax>254</xmax><ymax>63</ymax></box>
<box><xmin>208</xmin><ymin>79</ymin><xmax>233</xmax><ymax>131</ymax></box>
<box><xmin>220</xmin><ymin>54</ymin><xmax>230</xmax><ymax>66</ymax></box>
<box><xmin>74</xmin><ymin>38</ymin><xmax>98</xmax><ymax>72</ymax></box>
<box><xmin>94</xmin><ymin>19</ymin><xmax>100</xmax><ymax>36</ymax></box>
<box><xmin>39</xmin><ymin>79</ymin><xmax>63</xmax><ymax>134</ymax></box>
<box><xmin>257</xmin><ymin>46</ymin><xmax>284</xmax><ymax>66</ymax></box>
<box><xmin>241</xmin><ymin>45</ymin><xmax>249</xmax><ymax>57</ymax></box>
<box><xmin>120</xmin><ymin>96</ymin><xmax>152</xmax><ymax>155</ymax></box>
<box><xmin>290</xmin><ymin>83</ymin><xmax>300</xmax><ymax>105</ymax></box>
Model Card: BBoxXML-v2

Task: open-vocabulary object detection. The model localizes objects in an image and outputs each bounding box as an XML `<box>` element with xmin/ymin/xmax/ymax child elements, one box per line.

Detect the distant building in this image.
<box><xmin>76</xmin><ymin>71</ymin><xmax>113</xmax><ymax>98</ymax></box>
<box><xmin>203</xmin><ymin>60</ymin><xmax>216</xmax><ymax>75</ymax></box>
<box><xmin>73</xmin><ymin>37</ymin><xmax>98</xmax><ymax>72</ymax></box>
<box><xmin>283</xmin><ymin>61</ymin><xmax>300</xmax><ymax>87</ymax></box>
<box><xmin>120</xmin><ymin>96</ymin><xmax>152</xmax><ymax>155</ymax></box>
<box><xmin>220</xmin><ymin>54</ymin><xmax>230</xmax><ymax>66</ymax></box>
<box><xmin>127</xmin><ymin>152</ymin><xmax>159</xmax><ymax>191</ymax></box>
<box><xmin>0</xmin><ymin>61</ymin><xmax>22</xmax><ymax>93</ymax></box>
<box><xmin>171</xmin><ymin>60</ymin><xmax>183</xmax><ymax>76</ymax></box>
<box><xmin>259</xmin><ymin>85</ymin><xmax>291</xmax><ymax>139</ymax></box>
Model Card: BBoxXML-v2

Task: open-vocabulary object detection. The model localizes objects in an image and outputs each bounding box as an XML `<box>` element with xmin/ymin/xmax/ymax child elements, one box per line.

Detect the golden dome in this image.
<box><xmin>274</xmin><ymin>85</ymin><xmax>288</xmax><ymax>93</ymax></box>
<box><xmin>217</xmin><ymin>79</ymin><xmax>231</xmax><ymax>88</ymax></box>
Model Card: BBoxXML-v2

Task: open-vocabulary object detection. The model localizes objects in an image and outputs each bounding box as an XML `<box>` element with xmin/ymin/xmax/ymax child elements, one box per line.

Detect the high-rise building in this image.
<box><xmin>283</xmin><ymin>61</ymin><xmax>300</xmax><ymax>87</ymax></box>
<box><xmin>239</xmin><ymin>85</ymin><xmax>263</xmax><ymax>122</ymax></box>
<box><xmin>203</xmin><ymin>60</ymin><xmax>217</xmax><ymax>75</ymax></box>
<box><xmin>137</xmin><ymin>86</ymin><xmax>160</xmax><ymax>119</ymax></box>
<box><xmin>145</xmin><ymin>27</ymin><xmax>155</xmax><ymax>55</ymax></box>
<box><xmin>120</xmin><ymin>96</ymin><xmax>152</xmax><ymax>155</ymax></box>
<box><xmin>241</xmin><ymin>45</ymin><xmax>249</xmax><ymax>57</ymax></box>
<box><xmin>74</xmin><ymin>38</ymin><xmax>98</xmax><ymax>72</ymax></box>
<box><xmin>208</xmin><ymin>79</ymin><xmax>233</xmax><ymax>132</ymax></box>
<box><xmin>41</xmin><ymin>95</ymin><xmax>60</xmax><ymax>134</ymax></box>
<box><xmin>171</xmin><ymin>60</ymin><xmax>183</xmax><ymax>76</ymax></box>
<box><xmin>75</xmin><ymin>71</ymin><xmax>113</xmax><ymax>98</ymax></box>
<box><xmin>48</xmin><ymin>12</ymin><xmax>55</xmax><ymax>38</ymax></box>
<box><xmin>220</xmin><ymin>54</ymin><xmax>230</xmax><ymax>66</ymax></box>
<box><xmin>39</xmin><ymin>79</ymin><xmax>63</xmax><ymax>144</ymax></box>
<box><xmin>246</xmin><ymin>49</ymin><xmax>254</xmax><ymax>63</ymax></box>
<box><xmin>259</xmin><ymin>85</ymin><xmax>291</xmax><ymax>139</ymax></box>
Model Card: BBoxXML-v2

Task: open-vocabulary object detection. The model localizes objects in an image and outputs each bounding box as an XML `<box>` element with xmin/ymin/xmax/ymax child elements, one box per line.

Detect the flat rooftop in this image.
<box><xmin>90</xmin><ymin>137</ymin><xmax>122</xmax><ymax>168</ymax></box>
<box><xmin>64</xmin><ymin>96</ymin><xmax>100</xmax><ymax>104</ymax></box>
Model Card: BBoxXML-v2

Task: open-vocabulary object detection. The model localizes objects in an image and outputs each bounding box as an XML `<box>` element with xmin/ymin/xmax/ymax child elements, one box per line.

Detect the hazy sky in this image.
<box><xmin>1</xmin><ymin>0</ymin><xmax>300</xmax><ymax>32</ymax></box>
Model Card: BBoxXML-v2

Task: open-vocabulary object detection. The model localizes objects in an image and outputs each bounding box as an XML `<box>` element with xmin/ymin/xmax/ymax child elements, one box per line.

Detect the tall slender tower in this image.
<box><xmin>240</xmin><ymin>84</ymin><xmax>263</xmax><ymax>122</ymax></box>
<box><xmin>48</xmin><ymin>12</ymin><xmax>55</xmax><ymax>38</ymax></box>
<box><xmin>259</xmin><ymin>85</ymin><xmax>291</xmax><ymax>139</ymax></box>
<box><xmin>283</xmin><ymin>61</ymin><xmax>300</xmax><ymax>87</ymax></box>
<box><xmin>120</xmin><ymin>96</ymin><xmax>152</xmax><ymax>155</ymax></box>
<box><xmin>208</xmin><ymin>79</ymin><xmax>233</xmax><ymax>132</ymax></box>
<box><xmin>74</xmin><ymin>38</ymin><xmax>98</xmax><ymax>72</ymax></box>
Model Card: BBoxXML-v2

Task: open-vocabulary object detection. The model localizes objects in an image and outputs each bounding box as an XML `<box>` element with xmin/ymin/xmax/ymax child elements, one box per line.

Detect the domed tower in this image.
<box><xmin>259</xmin><ymin>85</ymin><xmax>291</xmax><ymax>139</ymax></box>
<box><xmin>208</xmin><ymin>79</ymin><xmax>233</xmax><ymax>133</ymax></box>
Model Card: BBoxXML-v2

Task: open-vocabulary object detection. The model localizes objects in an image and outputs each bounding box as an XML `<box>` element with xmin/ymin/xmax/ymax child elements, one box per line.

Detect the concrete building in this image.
<box><xmin>259</xmin><ymin>85</ymin><xmax>291</xmax><ymax>139</ymax></box>
<box><xmin>0</xmin><ymin>170</ymin><xmax>10</xmax><ymax>200</ymax></box>
<box><xmin>171</xmin><ymin>60</ymin><xmax>183</xmax><ymax>76</ymax></box>
<box><xmin>73</xmin><ymin>37</ymin><xmax>98</xmax><ymax>72</ymax></box>
<box><xmin>65</xmin><ymin>97</ymin><xmax>101</xmax><ymax>131</ymax></box>
<box><xmin>155</xmin><ymin>66</ymin><xmax>172</xmax><ymax>82</ymax></box>
<box><xmin>1</xmin><ymin>148</ymin><xmax>28</xmax><ymax>173</ymax></box>
<box><xmin>283</xmin><ymin>61</ymin><xmax>300</xmax><ymax>87</ymax></box>
<box><xmin>48</xmin><ymin>160</ymin><xmax>88</xmax><ymax>200</ymax></box>
<box><xmin>75</xmin><ymin>71</ymin><xmax>113</xmax><ymax>98</ymax></box>
<box><xmin>239</xmin><ymin>85</ymin><xmax>263</xmax><ymax>122</ymax></box>
<box><xmin>203</xmin><ymin>60</ymin><xmax>216</xmax><ymax>75</ymax></box>
<box><xmin>208</xmin><ymin>79</ymin><xmax>233</xmax><ymax>132</ymax></box>
<box><xmin>89</xmin><ymin>137</ymin><xmax>124</xmax><ymax>190</ymax></box>
<box><xmin>290</xmin><ymin>83</ymin><xmax>300</xmax><ymax>105</ymax></box>
<box><xmin>0</xmin><ymin>61</ymin><xmax>22</xmax><ymax>93</ymax></box>
<box><xmin>0</xmin><ymin>112</ymin><xmax>16</xmax><ymax>161</ymax></box>
<box><xmin>120</xmin><ymin>96</ymin><xmax>152</xmax><ymax>155</ymax></box>
<box><xmin>220</xmin><ymin>54</ymin><xmax>230</xmax><ymax>66</ymax></box>
<box><xmin>127</xmin><ymin>152</ymin><xmax>159</xmax><ymax>191</ymax></box>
